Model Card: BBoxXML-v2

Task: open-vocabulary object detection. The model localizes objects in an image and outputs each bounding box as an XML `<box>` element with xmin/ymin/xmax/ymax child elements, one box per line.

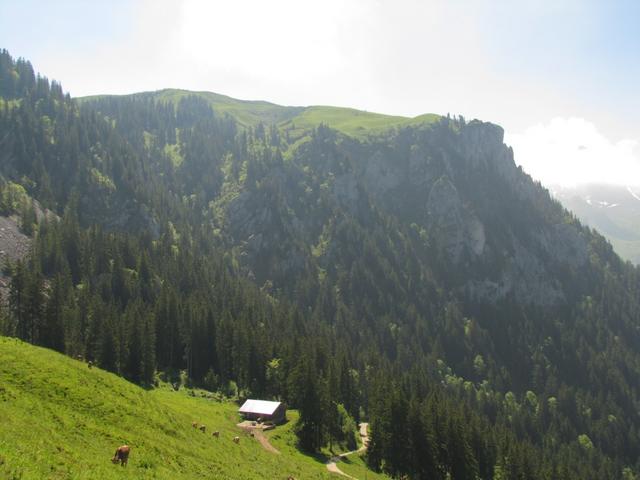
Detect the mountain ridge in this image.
<box><xmin>552</xmin><ymin>183</ymin><xmax>640</xmax><ymax>264</ymax></box>
<box><xmin>78</xmin><ymin>88</ymin><xmax>440</xmax><ymax>137</ymax></box>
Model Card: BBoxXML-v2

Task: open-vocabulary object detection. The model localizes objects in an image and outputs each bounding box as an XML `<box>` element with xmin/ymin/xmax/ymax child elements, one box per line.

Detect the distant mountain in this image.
<box><xmin>553</xmin><ymin>183</ymin><xmax>640</xmax><ymax>264</ymax></box>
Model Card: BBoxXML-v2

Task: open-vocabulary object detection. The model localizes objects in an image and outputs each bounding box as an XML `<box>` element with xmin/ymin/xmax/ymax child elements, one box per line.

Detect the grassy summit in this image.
<box><xmin>79</xmin><ymin>89</ymin><xmax>440</xmax><ymax>138</ymax></box>
<box><xmin>0</xmin><ymin>337</ymin><xmax>333</xmax><ymax>479</ymax></box>
<box><xmin>283</xmin><ymin>106</ymin><xmax>439</xmax><ymax>138</ymax></box>
<box><xmin>154</xmin><ymin>89</ymin><xmax>304</xmax><ymax>127</ymax></box>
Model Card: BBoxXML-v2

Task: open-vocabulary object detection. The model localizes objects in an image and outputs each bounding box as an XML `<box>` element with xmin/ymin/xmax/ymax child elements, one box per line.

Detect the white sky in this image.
<box><xmin>506</xmin><ymin>118</ymin><xmax>640</xmax><ymax>188</ymax></box>
<box><xmin>1</xmin><ymin>0</ymin><xmax>638</xmax><ymax>188</ymax></box>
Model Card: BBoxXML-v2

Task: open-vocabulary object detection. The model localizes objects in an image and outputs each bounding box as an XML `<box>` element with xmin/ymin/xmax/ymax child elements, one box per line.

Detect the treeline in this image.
<box><xmin>2</xmin><ymin>48</ymin><xmax>640</xmax><ymax>478</ymax></box>
<box><xmin>366</xmin><ymin>370</ymin><xmax>628</xmax><ymax>479</ymax></box>
<box><xmin>5</xmin><ymin>208</ymin><xmax>283</xmax><ymax>389</ymax></box>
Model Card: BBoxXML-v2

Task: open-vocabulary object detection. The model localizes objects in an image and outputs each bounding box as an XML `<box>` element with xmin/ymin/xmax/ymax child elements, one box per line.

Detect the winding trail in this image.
<box><xmin>325</xmin><ymin>422</ymin><xmax>368</xmax><ymax>478</ymax></box>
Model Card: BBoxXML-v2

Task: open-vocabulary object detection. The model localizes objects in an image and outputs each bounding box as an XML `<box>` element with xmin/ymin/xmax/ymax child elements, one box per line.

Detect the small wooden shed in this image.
<box><xmin>238</xmin><ymin>399</ymin><xmax>286</xmax><ymax>424</ymax></box>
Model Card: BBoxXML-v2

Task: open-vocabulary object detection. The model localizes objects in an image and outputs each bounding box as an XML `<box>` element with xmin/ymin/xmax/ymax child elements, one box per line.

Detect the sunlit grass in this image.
<box><xmin>283</xmin><ymin>106</ymin><xmax>439</xmax><ymax>139</ymax></box>
<box><xmin>338</xmin><ymin>453</ymin><xmax>391</xmax><ymax>480</ymax></box>
<box><xmin>0</xmin><ymin>337</ymin><xmax>332</xmax><ymax>479</ymax></box>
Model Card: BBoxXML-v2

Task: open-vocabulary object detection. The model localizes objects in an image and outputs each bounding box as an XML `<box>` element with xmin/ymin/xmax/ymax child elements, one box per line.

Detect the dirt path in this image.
<box><xmin>325</xmin><ymin>422</ymin><xmax>368</xmax><ymax>478</ymax></box>
<box><xmin>253</xmin><ymin>428</ymin><xmax>280</xmax><ymax>454</ymax></box>
<box><xmin>237</xmin><ymin>422</ymin><xmax>281</xmax><ymax>454</ymax></box>
<box><xmin>326</xmin><ymin>457</ymin><xmax>357</xmax><ymax>479</ymax></box>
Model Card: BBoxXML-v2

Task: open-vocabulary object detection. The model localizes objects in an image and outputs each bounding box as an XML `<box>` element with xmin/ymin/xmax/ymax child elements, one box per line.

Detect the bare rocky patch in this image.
<box><xmin>0</xmin><ymin>215</ymin><xmax>31</xmax><ymax>299</ymax></box>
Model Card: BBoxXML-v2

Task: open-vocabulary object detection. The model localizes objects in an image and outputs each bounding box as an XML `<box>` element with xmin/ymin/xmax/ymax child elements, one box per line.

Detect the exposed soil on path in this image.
<box><xmin>237</xmin><ymin>422</ymin><xmax>280</xmax><ymax>454</ymax></box>
<box><xmin>326</xmin><ymin>457</ymin><xmax>356</xmax><ymax>478</ymax></box>
<box><xmin>325</xmin><ymin>422</ymin><xmax>368</xmax><ymax>478</ymax></box>
<box><xmin>252</xmin><ymin>428</ymin><xmax>280</xmax><ymax>454</ymax></box>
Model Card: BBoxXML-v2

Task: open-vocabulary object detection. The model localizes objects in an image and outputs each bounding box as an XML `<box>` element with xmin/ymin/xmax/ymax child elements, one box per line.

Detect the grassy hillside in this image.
<box><xmin>283</xmin><ymin>106</ymin><xmax>439</xmax><ymax>139</ymax></box>
<box><xmin>0</xmin><ymin>337</ymin><xmax>338</xmax><ymax>480</ymax></box>
<box><xmin>79</xmin><ymin>89</ymin><xmax>439</xmax><ymax>138</ymax></box>
<box><xmin>155</xmin><ymin>89</ymin><xmax>304</xmax><ymax>127</ymax></box>
<box><xmin>338</xmin><ymin>454</ymin><xmax>390</xmax><ymax>480</ymax></box>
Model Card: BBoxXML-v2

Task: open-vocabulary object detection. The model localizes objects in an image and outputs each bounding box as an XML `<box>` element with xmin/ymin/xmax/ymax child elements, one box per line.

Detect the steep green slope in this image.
<box><xmin>0</xmin><ymin>337</ymin><xmax>332</xmax><ymax>480</ymax></box>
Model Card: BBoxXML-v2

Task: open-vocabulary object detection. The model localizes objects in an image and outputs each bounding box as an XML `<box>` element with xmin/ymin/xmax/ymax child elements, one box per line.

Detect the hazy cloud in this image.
<box><xmin>506</xmin><ymin>118</ymin><xmax>640</xmax><ymax>187</ymax></box>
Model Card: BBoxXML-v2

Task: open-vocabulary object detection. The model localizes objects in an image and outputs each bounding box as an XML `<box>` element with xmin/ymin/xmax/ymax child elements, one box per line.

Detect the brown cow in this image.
<box><xmin>192</xmin><ymin>421</ymin><xmax>198</xmax><ymax>429</ymax></box>
<box><xmin>212</xmin><ymin>431</ymin><xmax>220</xmax><ymax>438</ymax></box>
<box><xmin>233</xmin><ymin>436</ymin><xmax>240</xmax><ymax>444</ymax></box>
<box><xmin>111</xmin><ymin>445</ymin><xmax>130</xmax><ymax>466</ymax></box>
<box><xmin>199</xmin><ymin>424</ymin><xmax>206</xmax><ymax>433</ymax></box>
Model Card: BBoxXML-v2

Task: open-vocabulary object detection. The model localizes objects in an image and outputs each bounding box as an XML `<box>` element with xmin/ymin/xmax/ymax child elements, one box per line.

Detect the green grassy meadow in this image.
<box><xmin>0</xmin><ymin>337</ymin><xmax>340</xmax><ymax>479</ymax></box>
<box><xmin>338</xmin><ymin>454</ymin><xmax>390</xmax><ymax>480</ymax></box>
<box><xmin>283</xmin><ymin>106</ymin><xmax>439</xmax><ymax>139</ymax></box>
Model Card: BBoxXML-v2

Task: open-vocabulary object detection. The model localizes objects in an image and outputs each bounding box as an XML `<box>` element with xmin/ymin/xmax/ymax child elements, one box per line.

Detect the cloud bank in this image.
<box><xmin>506</xmin><ymin>118</ymin><xmax>640</xmax><ymax>188</ymax></box>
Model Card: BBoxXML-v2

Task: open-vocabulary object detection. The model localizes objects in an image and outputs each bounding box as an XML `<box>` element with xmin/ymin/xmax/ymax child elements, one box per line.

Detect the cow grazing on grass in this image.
<box><xmin>212</xmin><ymin>431</ymin><xmax>220</xmax><ymax>438</ymax></box>
<box><xmin>233</xmin><ymin>436</ymin><xmax>240</xmax><ymax>444</ymax></box>
<box><xmin>111</xmin><ymin>445</ymin><xmax>130</xmax><ymax>466</ymax></box>
<box><xmin>192</xmin><ymin>421</ymin><xmax>198</xmax><ymax>429</ymax></box>
<box><xmin>199</xmin><ymin>424</ymin><xmax>206</xmax><ymax>433</ymax></box>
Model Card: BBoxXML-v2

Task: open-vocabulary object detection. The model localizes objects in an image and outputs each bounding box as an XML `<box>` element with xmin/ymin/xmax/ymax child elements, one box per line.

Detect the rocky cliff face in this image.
<box><xmin>214</xmin><ymin>118</ymin><xmax>593</xmax><ymax>307</ymax></box>
<box><xmin>427</xmin><ymin>175</ymin><xmax>485</xmax><ymax>262</ymax></box>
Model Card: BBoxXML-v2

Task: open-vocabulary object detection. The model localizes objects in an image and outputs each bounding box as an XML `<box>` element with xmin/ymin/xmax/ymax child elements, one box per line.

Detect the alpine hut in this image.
<box><xmin>238</xmin><ymin>399</ymin><xmax>286</xmax><ymax>424</ymax></box>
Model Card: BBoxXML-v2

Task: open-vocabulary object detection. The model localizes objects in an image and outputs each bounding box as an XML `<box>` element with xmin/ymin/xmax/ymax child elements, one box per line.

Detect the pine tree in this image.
<box><xmin>19</xmin><ymin>198</ymin><xmax>37</xmax><ymax>235</ymax></box>
<box><xmin>140</xmin><ymin>310</ymin><xmax>156</xmax><ymax>384</ymax></box>
<box><xmin>126</xmin><ymin>307</ymin><xmax>143</xmax><ymax>382</ymax></box>
<box><xmin>43</xmin><ymin>274</ymin><xmax>66</xmax><ymax>352</ymax></box>
<box><xmin>9</xmin><ymin>260</ymin><xmax>28</xmax><ymax>340</ymax></box>
<box><xmin>294</xmin><ymin>357</ymin><xmax>327</xmax><ymax>452</ymax></box>
<box><xmin>99</xmin><ymin>310</ymin><xmax>118</xmax><ymax>373</ymax></box>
